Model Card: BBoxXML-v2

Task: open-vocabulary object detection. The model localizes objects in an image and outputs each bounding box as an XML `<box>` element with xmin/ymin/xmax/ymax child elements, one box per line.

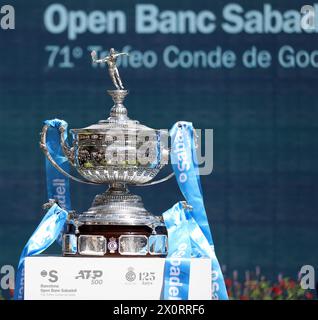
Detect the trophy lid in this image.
<box><xmin>72</xmin><ymin>49</ymin><xmax>167</xmax><ymax>138</ymax></box>
<box><xmin>71</xmin><ymin>90</ymin><xmax>165</xmax><ymax>137</ymax></box>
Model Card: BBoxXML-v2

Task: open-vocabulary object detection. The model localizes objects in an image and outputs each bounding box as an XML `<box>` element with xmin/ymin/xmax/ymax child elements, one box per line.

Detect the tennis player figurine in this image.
<box><xmin>91</xmin><ymin>48</ymin><xmax>128</xmax><ymax>90</ymax></box>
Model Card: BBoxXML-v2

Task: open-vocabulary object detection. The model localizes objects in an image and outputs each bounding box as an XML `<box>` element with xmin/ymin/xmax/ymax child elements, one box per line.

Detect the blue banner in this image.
<box><xmin>163</xmin><ymin>202</ymin><xmax>192</xmax><ymax>300</ymax></box>
<box><xmin>44</xmin><ymin>119</ymin><xmax>71</xmax><ymax>211</ymax></box>
<box><xmin>44</xmin><ymin>119</ymin><xmax>72</xmax><ymax>245</ymax></box>
<box><xmin>169</xmin><ymin>121</ymin><xmax>228</xmax><ymax>300</ymax></box>
<box><xmin>14</xmin><ymin>203</ymin><xmax>68</xmax><ymax>300</ymax></box>
<box><xmin>14</xmin><ymin>118</ymin><xmax>72</xmax><ymax>300</ymax></box>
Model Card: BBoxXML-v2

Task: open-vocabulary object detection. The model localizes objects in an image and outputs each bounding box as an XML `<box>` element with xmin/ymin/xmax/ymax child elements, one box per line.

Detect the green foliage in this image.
<box><xmin>225</xmin><ymin>270</ymin><xmax>316</xmax><ymax>300</ymax></box>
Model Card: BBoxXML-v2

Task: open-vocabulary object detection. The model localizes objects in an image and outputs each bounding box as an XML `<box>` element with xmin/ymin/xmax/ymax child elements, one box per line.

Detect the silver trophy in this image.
<box><xmin>40</xmin><ymin>48</ymin><xmax>173</xmax><ymax>257</ymax></box>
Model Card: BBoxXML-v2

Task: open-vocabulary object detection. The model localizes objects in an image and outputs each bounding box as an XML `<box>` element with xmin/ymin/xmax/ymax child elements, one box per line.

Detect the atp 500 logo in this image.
<box><xmin>75</xmin><ymin>270</ymin><xmax>103</xmax><ymax>285</ymax></box>
<box><xmin>1</xmin><ymin>5</ymin><xmax>15</xmax><ymax>30</ymax></box>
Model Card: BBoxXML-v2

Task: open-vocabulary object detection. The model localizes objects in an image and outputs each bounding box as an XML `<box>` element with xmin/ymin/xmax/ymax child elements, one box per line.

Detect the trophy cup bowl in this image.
<box><xmin>69</xmin><ymin>121</ymin><xmax>168</xmax><ymax>185</ymax></box>
<box><xmin>40</xmin><ymin>88</ymin><xmax>173</xmax><ymax>257</ymax></box>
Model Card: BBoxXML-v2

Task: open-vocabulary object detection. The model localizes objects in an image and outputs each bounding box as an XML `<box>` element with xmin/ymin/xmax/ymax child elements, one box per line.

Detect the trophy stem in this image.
<box><xmin>107</xmin><ymin>90</ymin><xmax>129</xmax><ymax>121</ymax></box>
<box><xmin>108</xmin><ymin>182</ymin><xmax>128</xmax><ymax>193</ymax></box>
<box><xmin>86</xmin><ymin>181</ymin><xmax>157</xmax><ymax>224</ymax></box>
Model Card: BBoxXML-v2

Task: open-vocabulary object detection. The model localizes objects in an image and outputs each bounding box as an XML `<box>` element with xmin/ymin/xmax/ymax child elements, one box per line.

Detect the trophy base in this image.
<box><xmin>62</xmin><ymin>185</ymin><xmax>168</xmax><ymax>257</ymax></box>
<box><xmin>62</xmin><ymin>224</ymin><xmax>168</xmax><ymax>257</ymax></box>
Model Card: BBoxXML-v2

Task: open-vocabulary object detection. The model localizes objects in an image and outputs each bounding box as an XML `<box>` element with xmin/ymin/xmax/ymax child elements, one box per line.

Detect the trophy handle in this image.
<box><xmin>58</xmin><ymin>125</ymin><xmax>75</xmax><ymax>167</ymax></box>
<box><xmin>39</xmin><ymin>124</ymin><xmax>100</xmax><ymax>185</ymax></box>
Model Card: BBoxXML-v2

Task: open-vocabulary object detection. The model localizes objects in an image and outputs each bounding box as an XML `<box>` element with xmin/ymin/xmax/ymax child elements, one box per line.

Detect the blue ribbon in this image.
<box><xmin>44</xmin><ymin>119</ymin><xmax>71</xmax><ymax>211</ymax></box>
<box><xmin>14</xmin><ymin>204</ymin><xmax>68</xmax><ymax>300</ymax></box>
<box><xmin>165</xmin><ymin>121</ymin><xmax>228</xmax><ymax>300</ymax></box>
<box><xmin>14</xmin><ymin>119</ymin><xmax>72</xmax><ymax>299</ymax></box>
<box><xmin>163</xmin><ymin>202</ymin><xmax>192</xmax><ymax>300</ymax></box>
<box><xmin>44</xmin><ymin>119</ymin><xmax>71</xmax><ymax>245</ymax></box>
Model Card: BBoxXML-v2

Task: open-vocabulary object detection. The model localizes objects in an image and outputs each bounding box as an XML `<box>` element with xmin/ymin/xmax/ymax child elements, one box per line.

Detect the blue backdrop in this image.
<box><xmin>0</xmin><ymin>0</ymin><xmax>318</xmax><ymax>281</ymax></box>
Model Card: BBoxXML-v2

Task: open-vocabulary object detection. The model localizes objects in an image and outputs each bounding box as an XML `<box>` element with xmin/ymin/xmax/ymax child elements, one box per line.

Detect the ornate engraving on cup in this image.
<box><xmin>71</xmin><ymin>126</ymin><xmax>167</xmax><ymax>184</ymax></box>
